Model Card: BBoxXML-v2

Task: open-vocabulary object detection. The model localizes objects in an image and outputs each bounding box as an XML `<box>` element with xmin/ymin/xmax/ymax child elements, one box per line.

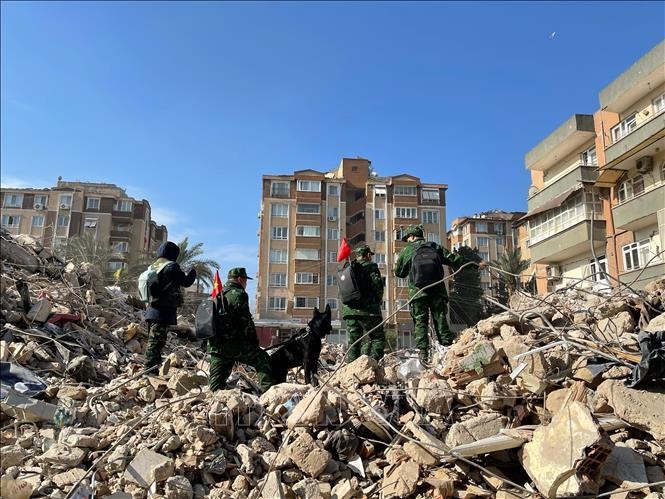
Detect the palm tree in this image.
<box><xmin>68</xmin><ymin>233</ymin><xmax>117</xmax><ymax>273</ymax></box>
<box><xmin>491</xmin><ymin>247</ymin><xmax>531</xmax><ymax>296</ymax></box>
<box><xmin>177</xmin><ymin>237</ymin><xmax>220</xmax><ymax>293</ymax></box>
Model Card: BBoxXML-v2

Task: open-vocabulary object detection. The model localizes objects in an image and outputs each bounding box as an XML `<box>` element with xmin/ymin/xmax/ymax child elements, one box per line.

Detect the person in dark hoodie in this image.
<box><xmin>144</xmin><ymin>241</ymin><xmax>197</xmax><ymax>369</ymax></box>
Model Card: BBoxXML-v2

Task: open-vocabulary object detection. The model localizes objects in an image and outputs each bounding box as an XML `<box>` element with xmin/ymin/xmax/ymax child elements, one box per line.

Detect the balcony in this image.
<box><xmin>529</xmin><ymin>220</ymin><xmax>606</xmax><ymax>264</ymax></box>
<box><xmin>527</xmin><ymin>165</ymin><xmax>597</xmax><ymax>211</ymax></box>
<box><xmin>620</xmin><ymin>262</ymin><xmax>665</xmax><ymax>291</ymax></box>
<box><xmin>604</xmin><ymin>114</ymin><xmax>665</xmax><ymax>165</ymax></box>
<box><xmin>525</xmin><ymin>114</ymin><xmax>595</xmax><ymax>172</ymax></box>
<box><xmin>612</xmin><ymin>184</ymin><xmax>664</xmax><ymax>231</ymax></box>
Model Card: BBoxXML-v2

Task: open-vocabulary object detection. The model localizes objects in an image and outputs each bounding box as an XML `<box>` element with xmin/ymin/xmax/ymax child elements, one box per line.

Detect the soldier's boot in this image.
<box><xmin>145</xmin><ymin>323</ymin><xmax>168</xmax><ymax>370</ymax></box>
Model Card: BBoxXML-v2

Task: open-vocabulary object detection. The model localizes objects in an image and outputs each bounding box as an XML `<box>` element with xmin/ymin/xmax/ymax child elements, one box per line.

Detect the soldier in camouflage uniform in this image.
<box><xmin>207</xmin><ymin>267</ymin><xmax>276</xmax><ymax>392</ymax></box>
<box><xmin>343</xmin><ymin>245</ymin><xmax>386</xmax><ymax>362</ymax></box>
<box><xmin>144</xmin><ymin>241</ymin><xmax>197</xmax><ymax>369</ymax></box>
<box><xmin>394</xmin><ymin>225</ymin><xmax>482</xmax><ymax>363</ymax></box>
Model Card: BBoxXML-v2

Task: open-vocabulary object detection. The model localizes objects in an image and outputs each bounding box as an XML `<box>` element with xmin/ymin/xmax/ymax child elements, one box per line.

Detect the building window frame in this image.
<box><xmin>296</xmin><ymin>225</ymin><xmax>320</xmax><ymax>237</ymax></box>
<box><xmin>31</xmin><ymin>215</ymin><xmax>45</xmax><ymax>227</ymax></box>
<box><xmin>33</xmin><ymin>194</ymin><xmax>48</xmax><ymax>208</ymax></box>
<box><xmin>395</xmin><ymin>207</ymin><xmax>418</xmax><ymax>219</ymax></box>
<box><xmin>115</xmin><ymin>241</ymin><xmax>129</xmax><ymax>253</ymax></box>
<box><xmin>294</xmin><ymin>296</ymin><xmax>319</xmax><ymax>309</ymax></box>
<box><xmin>86</xmin><ymin>197</ymin><xmax>101</xmax><ymax>210</ymax></box>
<box><xmin>394</xmin><ymin>185</ymin><xmax>417</xmax><ymax>196</ymax></box>
<box><xmin>1</xmin><ymin>214</ymin><xmax>21</xmax><ymax>228</ymax></box>
<box><xmin>611</xmin><ymin>113</ymin><xmax>637</xmax><ymax>142</ymax></box>
<box><xmin>113</xmin><ymin>200</ymin><xmax>133</xmax><ymax>212</ymax></box>
<box><xmin>296</xmin><ymin>203</ymin><xmax>320</xmax><ymax>214</ymax></box>
<box><xmin>375</xmin><ymin>209</ymin><xmax>385</xmax><ymax>220</ymax></box>
<box><xmin>270</xmin><ymin>181</ymin><xmax>290</xmax><ymax>197</ymax></box>
<box><xmin>477</xmin><ymin>236</ymin><xmax>489</xmax><ymax>247</ymax></box>
<box><xmin>2</xmin><ymin>193</ymin><xmax>23</xmax><ymax>208</ymax></box>
<box><xmin>268</xmin><ymin>296</ymin><xmax>287</xmax><ymax>310</ymax></box>
<box><xmin>374</xmin><ymin>185</ymin><xmax>387</xmax><ymax>197</ymax></box>
<box><xmin>589</xmin><ymin>256</ymin><xmax>608</xmax><ymax>283</ymax></box>
<box><xmin>622</xmin><ymin>240</ymin><xmax>650</xmax><ymax>271</ymax></box>
<box><xmin>269</xmin><ymin>272</ymin><xmax>287</xmax><ymax>287</ymax></box>
<box><xmin>295</xmin><ymin>248</ymin><xmax>320</xmax><ymax>260</ymax></box>
<box><xmin>426</xmin><ymin>233</ymin><xmax>440</xmax><ymax>244</ymax></box>
<box><xmin>57</xmin><ymin>214</ymin><xmax>70</xmax><ymax>227</ymax></box>
<box><xmin>476</xmin><ymin>222</ymin><xmax>488</xmax><ymax>233</ymax></box>
<box><xmin>328</xmin><ymin>251</ymin><xmax>338</xmax><ymax>263</ymax></box>
<box><xmin>421</xmin><ymin>188</ymin><xmax>440</xmax><ymax>202</ymax></box>
<box><xmin>270</xmin><ymin>249</ymin><xmax>288</xmax><ymax>263</ymax></box>
<box><xmin>327</xmin><ymin>184</ymin><xmax>339</xmax><ymax>196</ymax></box>
<box><xmin>326</xmin><ymin>298</ymin><xmax>338</xmax><ymax>310</ymax></box>
<box><xmin>580</xmin><ymin>146</ymin><xmax>597</xmax><ymax>166</ymax></box>
<box><xmin>422</xmin><ymin>210</ymin><xmax>439</xmax><ymax>225</ymax></box>
<box><xmin>296</xmin><ymin>272</ymin><xmax>319</xmax><ymax>284</ymax></box>
<box><xmin>296</xmin><ymin>180</ymin><xmax>321</xmax><ymax>192</ymax></box>
<box><xmin>617</xmin><ymin>174</ymin><xmax>645</xmax><ymax>204</ymax></box>
<box><xmin>653</xmin><ymin>92</ymin><xmax>665</xmax><ymax>115</ymax></box>
<box><xmin>271</xmin><ymin>226</ymin><xmax>288</xmax><ymax>240</ymax></box>
<box><xmin>326</xmin><ymin>275</ymin><xmax>338</xmax><ymax>286</ymax></box>
<box><xmin>327</xmin><ymin>228</ymin><xmax>339</xmax><ymax>240</ymax></box>
<box><xmin>84</xmin><ymin>217</ymin><xmax>98</xmax><ymax>229</ymax></box>
<box><xmin>374</xmin><ymin>231</ymin><xmax>385</xmax><ymax>241</ymax></box>
<box><xmin>271</xmin><ymin>203</ymin><xmax>289</xmax><ymax>217</ymax></box>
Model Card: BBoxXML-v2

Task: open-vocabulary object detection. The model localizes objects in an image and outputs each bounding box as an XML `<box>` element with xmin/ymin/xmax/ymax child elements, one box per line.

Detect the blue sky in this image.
<box><xmin>2</xmin><ymin>1</ymin><xmax>664</xmax><ymax>299</ymax></box>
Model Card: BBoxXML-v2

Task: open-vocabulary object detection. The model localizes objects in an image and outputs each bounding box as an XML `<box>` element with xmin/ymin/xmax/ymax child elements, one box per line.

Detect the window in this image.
<box><xmin>589</xmin><ymin>257</ymin><xmax>607</xmax><ymax>283</ymax></box>
<box><xmin>328</xmin><ymin>184</ymin><xmax>339</xmax><ymax>196</ymax></box>
<box><xmin>396</xmin><ymin>277</ymin><xmax>408</xmax><ymax>287</ymax></box>
<box><xmin>422</xmin><ymin>210</ymin><xmax>439</xmax><ymax>224</ymax></box>
<box><xmin>349</xmin><ymin>211</ymin><xmax>365</xmax><ymax>224</ymax></box>
<box><xmin>84</xmin><ymin>217</ymin><xmax>98</xmax><ymax>228</ymax></box>
<box><xmin>480</xmin><ymin>282</ymin><xmax>490</xmax><ymax>291</ymax></box>
<box><xmin>426</xmin><ymin>233</ymin><xmax>440</xmax><ymax>244</ymax></box>
<box><xmin>395</xmin><ymin>299</ymin><xmax>408</xmax><ymax>310</ymax></box>
<box><xmin>268</xmin><ymin>296</ymin><xmax>287</xmax><ymax>310</ymax></box>
<box><xmin>394</xmin><ymin>185</ymin><xmax>417</xmax><ymax>196</ymax></box>
<box><xmin>31</xmin><ymin>215</ymin><xmax>44</xmax><ymax>227</ymax></box>
<box><xmin>114</xmin><ymin>200</ymin><xmax>133</xmax><ymax>212</ymax></box>
<box><xmin>653</xmin><ymin>93</ymin><xmax>665</xmax><ymax>115</ymax></box>
<box><xmin>296</xmin><ymin>272</ymin><xmax>319</xmax><ymax>284</ymax></box>
<box><xmin>271</xmin><ymin>181</ymin><xmax>290</xmax><ymax>197</ymax></box>
<box><xmin>375</xmin><ymin>231</ymin><xmax>385</xmax><ymax>241</ymax></box>
<box><xmin>375</xmin><ymin>209</ymin><xmax>385</xmax><ymax>220</ymax></box>
<box><xmin>86</xmin><ymin>197</ymin><xmax>100</xmax><ymax>210</ymax></box>
<box><xmin>107</xmin><ymin>262</ymin><xmax>126</xmax><ymax>271</ymax></box>
<box><xmin>612</xmin><ymin>114</ymin><xmax>637</xmax><ymax>142</ymax></box>
<box><xmin>3</xmin><ymin>193</ymin><xmax>23</xmax><ymax>208</ymax></box>
<box><xmin>269</xmin><ymin>273</ymin><xmax>287</xmax><ymax>287</ymax></box>
<box><xmin>297</xmin><ymin>180</ymin><xmax>321</xmax><ymax>192</ymax></box>
<box><xmin>421</xmin><ymin>189</ymin><xmax>439</xmax><ymax>202</ymax></box>
<box><xmin>271</xmin><ymin>227</ymin><xmax>288</xmax><ymax>240</ymax></box>
<box><xmin>395</xmin><ymin>228</ymin><xmax>407</xmax><ymax>241</ymax></box>
<box><xmin>34</xmin><ymin>195</ymin><xmax>47</xmax><ymax>207</ymax></box>
<box><xmin>295</xmin><ymin>248</ymin><xmax>319</xmax><ymax>260</ymax></box>
<box><xmin>327</xmin><ymin>275</ymin><xmax>338</xmax><ymax>286</ymax></box>
<box><xmin>395</xmin><ymin>207</ymin><xmax>417</xmax><ymax>219</ymax></box>
<box><xmin>327</xmin><ymin>228</ymin><xmax>339</xmax><ymax>240</ymax></box>
<box><xmin>295</xmin><ymin>296</ymin><xmax>319</xmax><ymax>309</ymax></box>
<box><xmin>296</xmin><ymin>225</ymin><xmax>320</xmax><ymax>237</ymax></box>
<box><xmin>581</xmin><ymin>146</ymin><xmax>597</xmax><ymax>166</ymax></box>
<box><xmin>477</xmin><ymin>237</ymin><xmax>489</xmax><ymax>247</ymax></box>
<box><xmin>270</xmin><ymin>249</ymin><xmax>287</xmax><ymax>263</ymax></box>
<box><xmin>374</xmin><ymin>253</ymin><xmax>386</xmax><ymax>265</ymax></box>
<box><xmin>374</xmin><ymin>185</ymin><xmax>387</xmax><ymax>197</ymax></box>
<box><xmin>495</xmin><ymin>224</ymin><xmax>504</xmax><ymax>235</ymax></box>
<box><xmin>326</xmin><ymin>298</ymin><xmax>338</xmax><ymax>310</ymax></box>
<box><xmin>297</xmin><ymin>203</ymin><xmax>320</xmax><ymax>214</ymax></box>
<box><xmin>496</xmin><ymin>236</ymin><xmax>505</xmax><ymax>247</ymax></box>
<box><xmin>479</xmin><ymin>252</ymin><xmax>489</xmax><ymax>261</ymax></box>
<box><xmin>476</xmin><ymin>222</ymin><xmax>488</xmax><ymax>233</ymax></box>
<box><xmin>1</xmin><ymin>215</ymin><xmax>21</xmax><ymax>228</ymax></box>
<box><xmin>618</xmin><ymin>175</ymin><xmax>645</xmax><ymax>203</ymax></box>
<box><xmin>623</xmin><ymin>240</ymin><xmax>651</xmax><ymax>271</ymax></box>
<box><xmin>271</xmin><ymin>203</ymin><xmax>288</xmax><ymax>217</ymax></box>
<box><xmin>328</xmin><ymin>251</ymin><xmax>338</xmax><ymax>263</ymax></box>
<box><xmin>327</xmin><ymin>207</ymin><xmax>338</xmax><ymax>220</ymax></box>
<box><xmin>113</xmin><ymin>223</ymin><xmax>130</xmax><ymax>232</ymax></box>
<box><xmin>57</xmin><ymin>214</ymin><xmax>69</xmax><ymax>227</ymax></box>
<box><xmin>115</xmin><ymin>242</ymin><xmax>129</xmax><ymax>253</ymax></box>
<box><xmin>58</xmin><ymin>194</ymin><xmax>73</xmax><ymax>208</ymax></box>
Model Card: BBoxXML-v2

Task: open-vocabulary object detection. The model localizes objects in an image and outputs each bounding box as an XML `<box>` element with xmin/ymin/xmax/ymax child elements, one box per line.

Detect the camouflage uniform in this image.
<box><xmin>207</xmin><ymin>268</ymin><xmax>276</xmax><ymax>392</ymax></box>
<box><xmin>342</xmin><ymin>246</ymin><xmax>386</xmax><ymax>362</ymax></box>
<box><xmin>394</xmin><ymin>225</ymin><xmax>467</xmax><ymax>360</ymax></box>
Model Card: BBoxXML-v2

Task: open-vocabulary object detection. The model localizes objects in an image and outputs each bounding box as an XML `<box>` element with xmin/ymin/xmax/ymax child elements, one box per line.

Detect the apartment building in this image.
<box><xmin>255</xmin><ymin>157</ymin><xmax>448</xmax><ymax>345</ymax></box>
<box><xmin>0</xmin><ymin>179</ymin><xmax>168</xmax><ymax>274</ymax></box>
<box><xmin>595</xmin><ymin>40</ymin><xmax>665</xmax><ymax>289</ymax></box>
<box><xmin>447</xmin><ymin>210</ymin><xmax>526</xmax><ymax>297</ymax></box>
<box><xmin>523</xmin><ymin>40</ymin><xmax>665</xmax><ymax>295</ymax></box>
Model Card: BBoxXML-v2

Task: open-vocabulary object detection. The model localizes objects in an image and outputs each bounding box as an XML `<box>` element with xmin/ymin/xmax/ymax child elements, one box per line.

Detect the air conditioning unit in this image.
<box><xmin>636</xmin><ymin>156</ymin><xmax>653</xmax><ymax>174</ymax></box>
<box><xmin>60</xmin><ymin>204</ymin><xmax>70</xmax><ymax>210</ymax></box>
<box><xmin>33</xmin><ymin>204</ymin><xmax>42</xmax><ymax>210</ymax></box>
<box><xmin>328</xmin><ymin>216</ymin><xmax>337</xmax><ymax>222</ymax></box>
<box><xmin>546</xmin><ymin>265</ymin><xmax>562</xmax><ymax>279</ymax></box>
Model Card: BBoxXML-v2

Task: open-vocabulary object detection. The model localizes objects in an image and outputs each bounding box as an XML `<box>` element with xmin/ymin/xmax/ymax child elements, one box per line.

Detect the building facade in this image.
<box><xmin>0</xmin><ymin>179</ymin><xmax>168</xmax><ymax>274</ymax></box>
<box><xmin>255</xmin><ymin>157</ymin><xmax>448</xmax><ymax>345</ymax></box>
<box><xmin>447</xmin><ymin>210</ymin><xmax>526</xmax><ymax>298</ymax></box>
<box><xmin>523</xmin><ymin>40</ymin><xmax>664</xmax><ymax>294</ymax></box>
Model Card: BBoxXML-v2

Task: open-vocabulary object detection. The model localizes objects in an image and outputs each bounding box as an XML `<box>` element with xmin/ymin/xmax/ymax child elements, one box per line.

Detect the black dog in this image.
<box><xmin>267</xmin><ymin>305</ymin><xmax>332</xmax><ymax>386</ymax></box>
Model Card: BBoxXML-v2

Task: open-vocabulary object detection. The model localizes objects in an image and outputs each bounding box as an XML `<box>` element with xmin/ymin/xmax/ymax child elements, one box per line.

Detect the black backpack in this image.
<box><xmin>338</xmin><ymin>260</ymin><xmax>373</xmax><ymax>306</ymax></box>
<box><xmin>195</xmin><ymin>295</ymin><xmax>229</xmax><ymax>340</ymax></box>
<box><xmin>409</xmin><ymin>242</ymin><xmax>444</xmax><ymax>289</ymax></box>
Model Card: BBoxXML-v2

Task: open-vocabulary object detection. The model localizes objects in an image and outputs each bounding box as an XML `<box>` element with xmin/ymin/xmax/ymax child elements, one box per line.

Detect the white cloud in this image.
<box><xmin>150</xmin><ymin>206</ymin><xmax>183</xmax><ymax>227</ymax></box>
<box><xmin>0</xmin><ymin>175</ymin><xmax>50</xmax><ymax>189</ymax></box>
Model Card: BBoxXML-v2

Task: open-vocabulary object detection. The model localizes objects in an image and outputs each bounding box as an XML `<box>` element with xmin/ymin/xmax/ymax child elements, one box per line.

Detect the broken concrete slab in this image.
<box><xmin>52</xmin><ymin>468</ymin><xmax>87</xmax><ymax>488</ymax></box>
<box><xmin>39</xmin><ymin>443</ymin><xmax>87</xmax><ymax>467</ymax></box>
<box><xmin>444</xmin><ymin>413</ymin><xmax>508</xmax><ymax>448</ymax></box>
<box><xmin>596</xmin><ymin>380</ymin><xmax>665</xmax><ymax>443</ymax></box>
<box><xmin>56</xmin><ymin>385</ymin><xmax>88</xmax><ymax>401</ymax></box>
<box><xmin>415</xmin><ymin>375</ymin><xmax>454</xmax><ymax>414</ymax></box>
<box><xmin>381</xmin><ymin>460</ymin><xmax>419</xmax><ymax>498</ymax></box>
<box><xmin>287</xmin><ymin>388</ymin><xmax>329</xmax><ymax>428</ymax></box>
<box><xmin>403</xmin><ymin>441</ymin><xmax>437</xmax><ymax>466</ymax></box>
<box><xmin>521</xmin><ymin>402</ymin><xmax>612</xmax><ymax>498</ymax></box>
<box><xmin>164</xmin><ymin>475</ymin><xmax>194</xmax><ymax>499</ymax></box>
<box><xmin>330</xmin><ymin>355</ymin><xmax>378</xmax><ymax>387</ymax></box>
<box><xmin>287</xmin><ymin>432</ymin><xmax>331</xmax><ymax>478</ymax></box>
<box><xmin>167</xmin><ymin>371</ymin><xmax>207</xmax><ymax>396</ymax></box>
<box><xmin>124</xmin><ymin>448</ymin><xmax>175</xmax><ymax>488</ymax></box>
<box><xmin>601</xmin><ymin>443</ymin><xmax>648</xmax><ymax>488</ymax></box>
<box><xmin>261</xmin><ymin>471</ymin><xmax>285</xmax><ymax>499</ymax></box>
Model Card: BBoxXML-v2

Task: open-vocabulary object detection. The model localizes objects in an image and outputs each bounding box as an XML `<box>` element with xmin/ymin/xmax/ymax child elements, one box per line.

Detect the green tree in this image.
<box><xmin>67</xmin><ymin>233</ymin><xmax>116</xmax><ymax>273</ymax></box>
<box><xmin>449</xmin><ymin>246</ymin><xmax>484</xmax><ymax>327</ymax></box>
<box><xmin>176</xmin><ymin>237</ymin><xmax>221</xmax><ymax>293</ymax></box>
<box><xmin>491</xmin><ymin>247</ymin><xmax>531</xmax><ymax>297</ymax></box>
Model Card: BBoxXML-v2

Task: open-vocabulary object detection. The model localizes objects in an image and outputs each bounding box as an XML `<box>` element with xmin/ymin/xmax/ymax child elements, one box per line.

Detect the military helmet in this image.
<box><xmin>354</xmin><ymin>244</ymin><xmax>375</xmax><ymax>257</ymax></box>
<box><xmin>402</xmin><ymin>224</ymin><xmax>424</xmax><ymax>241</ymax></box>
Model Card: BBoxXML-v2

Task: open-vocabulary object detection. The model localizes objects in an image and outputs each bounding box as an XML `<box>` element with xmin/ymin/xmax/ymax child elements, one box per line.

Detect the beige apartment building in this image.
<box><xmin>523</xmin><ymin>40</ymin><xmax>664</xmax><ymax>295</ymax></box>
<box><xmin>255</xmin><ymin>157</ymin><xmax>448</xmax><ymax>345</ymax></box>
<box><xmin>0</xmin><ymin>179</ymin><xmax>168</xmax><ymax>275</ymax></box>
<box><xmin>447</xmin><ymin>210</ymin><xmax>526</xmax><ymax>297</ymax></box>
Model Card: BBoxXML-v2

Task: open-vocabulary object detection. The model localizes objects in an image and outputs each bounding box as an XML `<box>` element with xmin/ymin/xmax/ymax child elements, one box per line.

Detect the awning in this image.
<box><xmin>594</xmin><ymin>168</ymin><xmax>626</xmax><ymax>188</ymax></box>
<box><xmin>519</xmin><ymin>185</ymin><xmax>582</xmax><ymax>221</ymax></box>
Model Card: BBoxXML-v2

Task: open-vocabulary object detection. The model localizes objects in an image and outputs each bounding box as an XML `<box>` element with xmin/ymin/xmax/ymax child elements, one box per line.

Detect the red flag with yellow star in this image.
<box><xmin>211</xmin><ymin>270</ymin><xmax>223</xmax><ymax>299</ymax></box>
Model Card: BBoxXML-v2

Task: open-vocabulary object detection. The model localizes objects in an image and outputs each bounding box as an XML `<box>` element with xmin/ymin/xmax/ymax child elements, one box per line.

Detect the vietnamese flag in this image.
<box><xmin>337</xmin><ymin>237</ymin><xmax>351</xmax><ymax>262</ymax></box>
<box><xmin>211</xmin><ymin>270</ymin><xmax>223</xmax><ymax>299</ymax></box>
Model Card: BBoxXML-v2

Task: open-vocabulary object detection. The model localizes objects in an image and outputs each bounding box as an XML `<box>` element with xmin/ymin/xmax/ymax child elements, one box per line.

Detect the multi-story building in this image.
<box><xmin>447</xmin><ymin>210</ymin><xmax>526</xmax><ymax>297</ymax></box>
<box><xmin>595</xmin><ymin>40</ymin><xmax>665</xmax><ymax>289</ymax></box>
<box><xmin>0</xmin><ymin>179</ymin><xmax>168</xmax><ymax>275</ymax></box>
<box><xmin>522</xmin><ymin>40</ymin><xmax>664</xmax><ymax>295</ymax></box>
<box><xmin>255</xmin><ymin>157</ymin><xmax>448</xmax><ymax>345</ymax></box>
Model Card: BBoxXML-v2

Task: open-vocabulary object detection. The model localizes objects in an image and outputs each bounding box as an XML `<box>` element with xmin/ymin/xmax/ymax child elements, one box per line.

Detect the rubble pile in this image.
<box><xmin>1</xmin><ymin>231</ymin><xmax>665</xmax><ymax>499</ymax></box>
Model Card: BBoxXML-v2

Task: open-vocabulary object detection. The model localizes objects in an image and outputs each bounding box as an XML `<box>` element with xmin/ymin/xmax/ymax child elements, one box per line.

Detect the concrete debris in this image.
<box><xmin>0</xmin><ymin>231</ymin><xmax>664</xmax><ymax>498</ymax></box>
